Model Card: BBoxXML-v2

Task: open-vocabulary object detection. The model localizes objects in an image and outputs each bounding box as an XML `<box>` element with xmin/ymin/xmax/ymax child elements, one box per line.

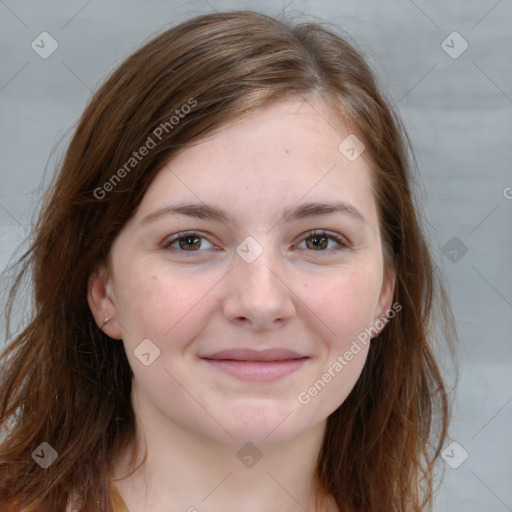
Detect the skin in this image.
<box><xmin>88</xmin><ymin>96</ymin><xmax>396</xmax><ymax>512</ymax></box>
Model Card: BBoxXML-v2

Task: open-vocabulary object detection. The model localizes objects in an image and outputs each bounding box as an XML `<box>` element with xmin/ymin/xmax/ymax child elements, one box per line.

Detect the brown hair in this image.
<box><xmin>0</xmin><ymin>10</ymin><xmax>457</xmax><ymax>512</ymax></box>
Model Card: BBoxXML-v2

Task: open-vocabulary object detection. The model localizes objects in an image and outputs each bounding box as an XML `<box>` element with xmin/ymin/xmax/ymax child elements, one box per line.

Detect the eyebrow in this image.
<box><xmin>140</xmin><ymin>201</ymin><xmax>368</xmax><ymax>226</ymax></box>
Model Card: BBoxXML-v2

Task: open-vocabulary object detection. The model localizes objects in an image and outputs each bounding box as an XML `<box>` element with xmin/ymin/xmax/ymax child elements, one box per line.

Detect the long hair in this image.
<box><xmin>0</xmin><ymin>10</ymin><xmax>457</xmax><ymax>511</ymax></box>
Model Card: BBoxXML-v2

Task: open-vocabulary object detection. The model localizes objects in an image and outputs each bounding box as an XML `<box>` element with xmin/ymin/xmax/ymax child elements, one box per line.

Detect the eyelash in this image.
<box><xmin>161</xmin><ymin>230</ymin><xmax>350</xmax><ymax>255</ymax></box>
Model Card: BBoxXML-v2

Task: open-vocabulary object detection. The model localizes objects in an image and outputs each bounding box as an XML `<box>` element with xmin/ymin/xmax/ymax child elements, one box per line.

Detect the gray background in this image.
<box><xmin>1</xmin><ymin>1</ymin><xmax>511</xmax><ymax>510</ymax></box>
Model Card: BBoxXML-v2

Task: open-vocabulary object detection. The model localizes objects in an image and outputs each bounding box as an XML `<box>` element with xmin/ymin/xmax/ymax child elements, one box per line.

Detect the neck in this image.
<box><xmin>112</xmin><ymin>388</ymin><xmax>337</xmax><ymax>512</ymax></box>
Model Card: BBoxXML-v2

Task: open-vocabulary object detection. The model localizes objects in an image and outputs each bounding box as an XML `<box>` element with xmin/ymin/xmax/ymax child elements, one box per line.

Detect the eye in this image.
<box><xmin>297</xmin><ymin>230</ymin><xmax>349</xmax><ymax>252</ymax></box>
<box><xmin>162</xmin><ymin>231</ymin><xmax>215</xmax><ymax>253</ymax></box>
<box><xmin>162</xmin><ymin>230</ymin><xmax>349</xmax><ymax>255</ymax></box>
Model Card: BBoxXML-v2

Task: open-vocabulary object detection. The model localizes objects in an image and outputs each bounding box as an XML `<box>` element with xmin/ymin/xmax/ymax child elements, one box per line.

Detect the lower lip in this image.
<box><xmin>202</xmin><ymin>358</ymin><xmax>308</xmax><ymax>382</ymax></box>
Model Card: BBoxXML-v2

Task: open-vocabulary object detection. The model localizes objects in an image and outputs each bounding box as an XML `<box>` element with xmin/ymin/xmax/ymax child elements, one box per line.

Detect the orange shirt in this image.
<box><xmin>112</xmin><ymin>486</ymin><xmax>129</xmax><ymax>512</ymax></box>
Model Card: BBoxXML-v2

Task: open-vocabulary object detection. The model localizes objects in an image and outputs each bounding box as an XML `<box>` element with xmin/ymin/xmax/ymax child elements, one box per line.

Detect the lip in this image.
<box><xmin>201</xmin><ymin>348</ymin><xmax>309</xmax><ymax>382</ymax></box>
<box><xmin>202</xmin><ymin>348</ymin><xmax>306</xmax><ymax>361</ymax></box>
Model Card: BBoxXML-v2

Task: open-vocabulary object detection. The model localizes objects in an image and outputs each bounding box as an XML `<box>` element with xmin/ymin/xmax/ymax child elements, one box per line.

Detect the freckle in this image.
<box><xmin>285</xmin><ymin>148</ymin><xmax>290</xmax><ymax>154</ymax></box>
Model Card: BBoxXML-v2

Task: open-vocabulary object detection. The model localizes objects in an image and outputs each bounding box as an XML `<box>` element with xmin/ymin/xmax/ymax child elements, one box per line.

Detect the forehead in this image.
<box><xmin>176</xmin><ymin>96</ymin><xmax>359</xmax><ymax>169</ymax></box>
<box><xmin>133</xmin><ymin>97</ymin><xmax>379</xmax><ymax>228</ymax></box>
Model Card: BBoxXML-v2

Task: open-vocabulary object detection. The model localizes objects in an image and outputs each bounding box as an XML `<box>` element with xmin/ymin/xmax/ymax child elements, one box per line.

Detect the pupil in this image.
<box><xmin>309</xmin><ymin>236</ymin><xmax>326</xmax><ymax>250</ymax></box>
<box><xmin>180</xmin><ymin>236</ymin><xmax>200</xmax><ymax>250</ymax></box>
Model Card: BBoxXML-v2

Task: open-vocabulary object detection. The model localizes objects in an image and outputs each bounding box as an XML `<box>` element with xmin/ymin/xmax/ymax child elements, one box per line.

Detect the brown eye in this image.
<box><xmin>163</xmin><ymin>231</ymin><xmax>214</xmax><ymax>252</ymax></box>
<box><xmin>305</xmin><ymin>234</ymin><xmax>328</xmax><ymax>250</ymax></box>
<box><xmin>299</xmin><ymin>231</ymin><xmax>349</xmax><ymax>252</ymax></box>
<box><xmin>177</xmin><ymin>235</ymin><xmax>202</xmax><ymax>251</ymax></box>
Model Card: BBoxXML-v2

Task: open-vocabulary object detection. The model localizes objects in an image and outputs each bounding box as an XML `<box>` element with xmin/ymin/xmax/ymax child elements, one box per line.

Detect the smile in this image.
<box><xmin>200</xmin><ymin>348</ymin><xmax>309</xmax><ymax>382</ymax></box>
<box><xmin>203</xmin><ymin>358</ymin><xmax>309</xmax><ymax>382</ymax></box>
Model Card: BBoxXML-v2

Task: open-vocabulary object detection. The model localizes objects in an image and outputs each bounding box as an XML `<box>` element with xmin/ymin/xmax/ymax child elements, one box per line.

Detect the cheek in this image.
<box><xmin>113</xmin><ymin>260</ymin><xmax>216</xmax><ymax>349</ymax></box>
<box><xmin>112</xmin><ymin>264</ymin><xmax>216</xmax><ymax>395</ymax></box>
<box><xmin>295</xmin><ymin>267</ymin><xmax>379</xmax><ymax>417</ymax></box>
<box><xmin>312</xmin><ymin>263</ymin><xmax>383</xmax><ymax>346</ymax></box>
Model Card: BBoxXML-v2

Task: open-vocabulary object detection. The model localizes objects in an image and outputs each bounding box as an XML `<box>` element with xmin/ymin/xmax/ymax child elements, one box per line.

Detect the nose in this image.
<box><xmin>221</xmin><ymin>245</ymin><xmax>296</xmax><ymax>331</ymax></box>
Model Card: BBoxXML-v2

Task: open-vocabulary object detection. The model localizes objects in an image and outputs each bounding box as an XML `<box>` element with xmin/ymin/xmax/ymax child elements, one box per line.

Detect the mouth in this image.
<box><xmin>200</xmin><ymin>348</ymin><xmax>309</xmax><ymax>382</ymax></box>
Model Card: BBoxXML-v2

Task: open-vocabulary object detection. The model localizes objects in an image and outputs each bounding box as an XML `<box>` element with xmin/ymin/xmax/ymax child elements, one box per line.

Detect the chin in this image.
<box><xmin>213</xmin><ymin>404</ymin><xmax>316</xmax><ymax>446</ymax></box>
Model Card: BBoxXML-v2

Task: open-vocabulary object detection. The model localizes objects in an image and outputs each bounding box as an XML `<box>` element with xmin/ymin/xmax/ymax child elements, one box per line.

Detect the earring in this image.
<box><xmin>102</xmin><ymin>317</ymin><xmax>111</xmax><ymax>326</ymax></box>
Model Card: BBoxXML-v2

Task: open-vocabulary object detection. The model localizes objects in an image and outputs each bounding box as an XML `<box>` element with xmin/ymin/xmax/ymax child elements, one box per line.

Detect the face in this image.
<box><xmin>88</xmin><ymin>96</ymin><xmax>395</xmax><ymax>446</ymax></box>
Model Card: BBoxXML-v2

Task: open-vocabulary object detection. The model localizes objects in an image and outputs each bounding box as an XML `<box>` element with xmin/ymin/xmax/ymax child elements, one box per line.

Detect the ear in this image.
<box><xmin>377</xmin><ymin>263</ymin><xmax>396</xmax><ymax>314</ymax></box>
<box><xmin>372</xmin><ymin>263</ymin><xmax>397</xmax><ymax>335</ymax></box>
<box><xmin>87</xmin><ymin>263</ymin><xmax>123</xmax><ymax>340</ymax></box>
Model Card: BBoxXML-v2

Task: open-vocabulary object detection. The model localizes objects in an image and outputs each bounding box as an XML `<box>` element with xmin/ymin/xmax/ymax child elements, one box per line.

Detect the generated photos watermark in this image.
<box><xmin>297</xmin><ymin>302</ymin><xmax>402</xmax><ymax>405</ymax></box>
<box><xmin>93</xmin><ymin>97</ymin><xmax>198</xmax><ymax>200</ymax></box>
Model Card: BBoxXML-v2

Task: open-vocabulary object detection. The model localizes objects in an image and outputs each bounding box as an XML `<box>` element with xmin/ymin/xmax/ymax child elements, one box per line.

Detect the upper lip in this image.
<box><xmin>201</xmin><ymin>348</ymin><xmax>307</xmax><ymax>362</ymax></box>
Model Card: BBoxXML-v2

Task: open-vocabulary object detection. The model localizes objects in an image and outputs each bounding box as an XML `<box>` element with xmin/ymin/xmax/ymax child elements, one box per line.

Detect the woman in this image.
<box><xmin>0</xmin><ymin>10</ymin><xmax>457</xmax><ymax>512</ymax></box>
